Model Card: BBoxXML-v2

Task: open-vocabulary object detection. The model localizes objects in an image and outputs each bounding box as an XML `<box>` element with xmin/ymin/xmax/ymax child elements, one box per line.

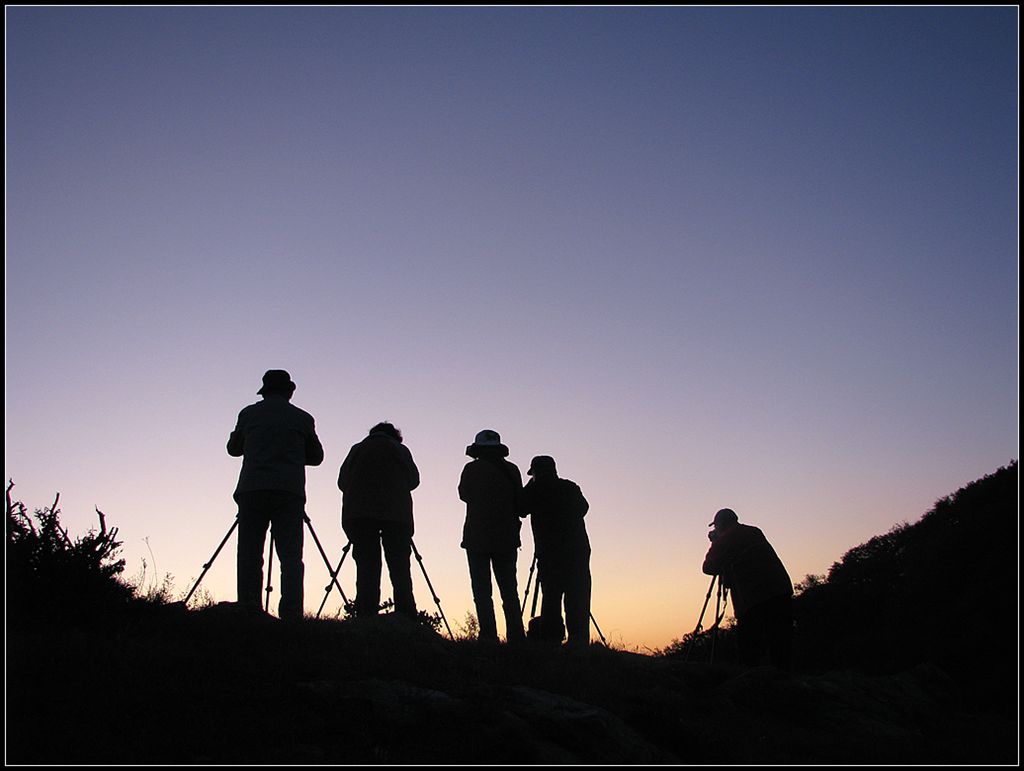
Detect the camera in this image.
<box><xmin>708</xmin><ymin>527</ymin><xmax>719</xmax><ymax>542</ymax></box>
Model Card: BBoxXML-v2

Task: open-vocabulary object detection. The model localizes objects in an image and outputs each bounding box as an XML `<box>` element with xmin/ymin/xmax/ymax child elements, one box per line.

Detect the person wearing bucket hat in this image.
<box><xmin>703</xmin><ymin>508</ymin><xmax>793</xmax><ymax>668</ymax></box>
<box><xmin>257</xmin><ymin>369</ymin><xmax>296</xmax><ymax>396</ymax></box>
<box><xmin>521</xmin><ymin>455</ymin><xmax>592</xmax><ymax>649</ymax></box>
<box><xmin>338</xmin><ymin>421</ymin><xmax>420</xmax><ymax>618</ymax></box>
<box><xmin>458</xmin><ymin>429</ymin><xmax>526</xmax><ymax>644</ymax></box>
<box><xmin>227</xmin><ymin>369</ymin><xmax>324</xmax><ymax>621</ymax></box>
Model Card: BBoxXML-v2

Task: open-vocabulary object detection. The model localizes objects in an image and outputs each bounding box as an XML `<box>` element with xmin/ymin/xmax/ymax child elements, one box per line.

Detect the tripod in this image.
<box><xmin>183</xmin><ymin>516</ymin><xmax>238</xmax><ymax>606</ymax></box>
<box><xmin>520</xmin><ymin>552</ymin><xmax>607</xmax><ymax>645</ymax></box>
<box><xmin>315</xmin><ymin>541</ymin><xmax>353</xmax><ymax>617</ymax></box>
<box><xmin>315</xmin><ymin>536</ymin><xmax>455</xmax><ymax>640</ymax></box>
<box><xmin>183</xmin><ymin>512</ymin><xmax>351</xmax><ymax>616</ymax></box>
<box><xmin>683</xmin><ymin>574</ymin><xmax>730</xmax><ymax>663</ymax></box>
<box><xmin>522</xmin><ymin>551</ymin><xmax>541</xmax><ymax>617</ymax></box>
<box><xmin>264</xmin><ymin>534</ymin><xmax>275</xmax><ymax>611</ymax></box>
<box><xmin>412</xmin><ymin>539</ymin><xmax>455</xmax><ymax>640</ymax></box>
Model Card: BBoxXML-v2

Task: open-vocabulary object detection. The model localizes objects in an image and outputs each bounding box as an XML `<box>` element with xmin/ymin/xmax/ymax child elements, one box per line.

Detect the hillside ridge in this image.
<box><xmin>5</xmin><ymin>461</ymin><xmax>1019</xmax><ymax>764</ymax></box>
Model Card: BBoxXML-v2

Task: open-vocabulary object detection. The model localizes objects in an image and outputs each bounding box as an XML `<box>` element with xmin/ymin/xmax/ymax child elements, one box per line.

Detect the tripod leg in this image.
<box><xmin>184</xmin><ymin>517</ymin><xmax>239</xmax><ymax>606</ymax></box>
<box><xmin>684</xmin><ymin>575</ymin><xmax>717</xmax><ymax>661</ymax></box>
<box><xmin>521</xmin><ymin>552</ymin><xmax>537</xmax><ymax>616</ymax></box>
<box><xmin>711</xmin><ymin>585</ymin><xmax>729</xmax><ymax>631</ymax></box>
<box><xmin>411</xmin><ymin>539</ymin><xmax>455</xmax><ymax>640</ymax></box>
<box><xmin>304</xmin><ymin>515</ymin><xmax>350</xmax><ymax>607</ymax></box>
<box><xmin>709</xmin><ymin>580</ymin><xmax>728</xmax><ymax>665</ymax></box>
<box><xmin>316</xmin><ymin>541</ymin><xmax>352</xmax><ymax>618</ymax></box>
<box><xmin>589</xmin><ymin>612</ymin><xmax>608</xmax><ymax>646</ymax></box>
<box><xmin>264</xmin><ymin>533</ymin><xmax>275</xmax><ymax>613</ymax></box>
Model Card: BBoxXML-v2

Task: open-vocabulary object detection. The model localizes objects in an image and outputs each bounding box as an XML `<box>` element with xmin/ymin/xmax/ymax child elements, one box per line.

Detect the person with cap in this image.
<box><xmin>227</xmin><ymin>369</ymin><xmax>324</xmax><ymax>621</ymax></box>
<box><xmin>458</xmin><ymin>429</ymin><xmax>526</xmax><ymax>644</ymax></box>
<box><xmin>521</xmin><ymin>455</ymin><xmax>592</xmax><ymax>649</ymax></box>
<box><xmin>702</xmin><ymin>508</ymin><xmax>794</xmax><ymax>668</ymax></box>
<box><xmin>337</xmin><ymin>421</ymin><xmax>420</xmax><ymax>618</ymax></box>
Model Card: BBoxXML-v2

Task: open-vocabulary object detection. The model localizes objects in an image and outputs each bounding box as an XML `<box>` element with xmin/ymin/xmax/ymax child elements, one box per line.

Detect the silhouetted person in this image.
<box><xmin>702</xmin><ymin>508</ymin><xmax>793</xmax><ymax>668</ymax></box>
<box><xmin>227</xmin><ymin>369</ymin><xmax>324</xmax><ymax>621</ymax></box>
<box><xmin>458</xmin><ymin>429</ymin><xmax>526</xmax><ymax>644</ymax></box>
<box><xmin>338</xmin><ymin>422</ymin><xmax>420</xmax><ymax>618</ymax></box>
<box><xmin>521</xmin><ymin>455</ymin><xmax>592</xmax><ymax>649</ymax></box>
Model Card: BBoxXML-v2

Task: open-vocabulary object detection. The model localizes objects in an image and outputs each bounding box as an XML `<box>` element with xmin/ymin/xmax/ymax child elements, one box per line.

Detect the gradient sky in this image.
<box><xmin>5</xmin><ymin>6</ymin><xmax>1018</xmax><ymax>650</ymax></box>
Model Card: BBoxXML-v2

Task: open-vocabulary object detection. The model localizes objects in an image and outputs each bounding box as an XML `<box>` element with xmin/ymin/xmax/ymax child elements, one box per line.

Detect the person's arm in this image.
<box><xmin>520</xmin><ymin>479</ymin><xmax>537</xmax><ymax>514</ymax></box>
<box><xmin>574</xmin><ymin>483</ymin><xmax>590</xmax><ymax>518</ymax></box>
<box><xmin>702</xmin><ymin>532</ymin><xmax>733</xmax><ymax>576</ymax></box>
<box><xmin>226</xmin><ymin>412</ymin><xmax>246</xmax><ymax>457</ymax></box>
<box><xmin>303</xmin><ymin>413</ymin><xmax>324</xmax><ymax>466</ymax></box>
<box><xmin>702</xmin><ymin>547</ymin><xmax>718</xmax><ymax>576</ymax></box>
<box><xmin>338</xmin><ymin>445</ymin><xmax>357</xmax><ymax>491</ymax></box>
<box><xmin>510</xmin><ymin>464</ymin><xmax>527</xmax><ymax>518</ymax></box>
<box><xmin>457</xmin><ymin>464</ymin><xmax>472</xmax><ymax>503</ymax></box>
<box><xmin>402</xmin><ymin>445</ymin><xmax>420</xmax><ymax>491</ymax></box>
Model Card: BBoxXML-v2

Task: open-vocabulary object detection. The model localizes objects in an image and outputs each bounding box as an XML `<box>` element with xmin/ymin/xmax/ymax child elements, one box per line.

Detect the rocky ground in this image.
<box><xmin>6</xmin><ymin>601</ymin><xmax>1017</xmax><ymax>765</ymax></box>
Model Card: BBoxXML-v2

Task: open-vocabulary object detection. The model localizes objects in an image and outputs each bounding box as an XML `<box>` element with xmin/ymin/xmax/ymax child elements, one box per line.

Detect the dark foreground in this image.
<box><xmin>6</xmin><ymin>602</ymin><xmax>1017</xmax><ymax>765</ymax></box>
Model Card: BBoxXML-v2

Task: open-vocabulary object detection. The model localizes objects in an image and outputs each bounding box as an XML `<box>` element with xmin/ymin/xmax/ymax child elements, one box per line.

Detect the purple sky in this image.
<box><xmin>5</xmin><ymin>7</ymin><xmax>1017</xmax><ymax>649</ymax></box>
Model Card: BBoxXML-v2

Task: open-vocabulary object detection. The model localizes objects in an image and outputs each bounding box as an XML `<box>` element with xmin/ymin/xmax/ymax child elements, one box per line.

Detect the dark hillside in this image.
<box><xmin>5</xmin><ymin>466</ymin><xmax>1019</xmax><ymax>764</ymax></box>
<box><xmin>6</xmin><ymin>605</ymin><xmax>1016</xmax><ymax>765</ymax></box>
<box><xmin>790</xmin><ymin>460</ymin><xmax>1018</xmax><ymax>714</ymax></box>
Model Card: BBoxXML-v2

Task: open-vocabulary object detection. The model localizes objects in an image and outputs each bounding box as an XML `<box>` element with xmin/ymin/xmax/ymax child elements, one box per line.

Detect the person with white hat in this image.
<box><xmin>458</xmin><ymin>429</ymin><xmax>526</xmax><ymax>644</ymax></box>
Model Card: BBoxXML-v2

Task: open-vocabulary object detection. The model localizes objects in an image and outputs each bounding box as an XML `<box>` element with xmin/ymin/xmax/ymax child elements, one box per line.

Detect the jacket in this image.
<box><xmin>702</xmin><ymin>523</ymin><xmax>792</xmax><ymax>618</ymax></box>
<box><xmin>458</xmin><ymin>456</ymin><xmax>524</xmax><ymax>552</ymax></box>
<box><xmin>521</xmin><ymin>475</ymin><xmax>590</xmax><ymax>558</ymax></box>
<box><xmin>227</xmin><ymin>395</ymin><xmax>324</xmax><ymax>500</ymax></box>
<box><xmin>337</xmin><ymin>431</ymin><xmax>420</xmax><ymax>527</ymax></box>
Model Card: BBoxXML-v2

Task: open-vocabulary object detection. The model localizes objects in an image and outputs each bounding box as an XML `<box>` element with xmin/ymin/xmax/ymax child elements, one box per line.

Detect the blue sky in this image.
<box><xmin>6</xmin><ymin>6</ymin><xmax>1017</xmax><ymax>648</ymax></box>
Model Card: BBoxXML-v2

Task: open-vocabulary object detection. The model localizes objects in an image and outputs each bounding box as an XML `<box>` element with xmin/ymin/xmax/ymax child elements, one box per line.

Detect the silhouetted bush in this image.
<box><xmin>341</xmin><ymin>596</ymin><xmax>445</xmax><ymax>634</ymax></box>
<box><xmin>658</xmin><ymin>620</ymin><xmax>740</xmax><ymax>664</ymax></box>
<box><xmin>6</xmin><ymin>480</ymin><xmax>135</xmax><ymax>629</ymax></box>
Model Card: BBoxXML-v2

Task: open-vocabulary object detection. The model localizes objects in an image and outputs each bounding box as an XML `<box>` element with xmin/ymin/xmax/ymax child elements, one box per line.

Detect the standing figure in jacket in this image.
<box><xmin>458</xmin><ymin>429</ymin><xmax>526</xmax><ymax>644</ymax></box>
<box><xmin>521</xmin><ymin>455</ymin><xmax>592</xmax><ymax>648</ymax></box>
<box><xmin>702</xmin><ymin>508</ymin><xmax>793</xmax><ymax>668</ymax></box>
<box><xmin>338</xmin><ymin>422</ymin><xmax>420</xmax><ymax>618</ymax></box>
<box><xmin>227</xmin><ymin>369</ymin><xmax>324</xmax><ymax>621</ymax></box>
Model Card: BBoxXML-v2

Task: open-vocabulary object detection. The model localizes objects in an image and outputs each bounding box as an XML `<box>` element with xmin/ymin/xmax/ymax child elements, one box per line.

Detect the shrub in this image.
<box><xmin>342</xmin><ymin>597</ymin><xmax>445</xmax><ymax>634</ymax></box>
<box><xmin>6</xmin><ymin>480</ymin><xmax>134</xmax><ymax>628</ymax></box>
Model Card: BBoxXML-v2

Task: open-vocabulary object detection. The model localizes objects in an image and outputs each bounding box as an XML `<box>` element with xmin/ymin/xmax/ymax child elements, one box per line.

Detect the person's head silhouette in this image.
<box><xmin>466</xmin><ymin>429</ymin><xmax>509</xmax><ymax>458</ymax></box>
<box><xmin>257</xmin><ymin>369</ymin><xmax>296</xmax><ymax>398</ymax></box>
<box><xmin>369</xmin><ymin>421</ymin><xmax>403</xmax><ymax>442</ymax></box>
<box><xmin>527</xmin><ymin>455</ymin><xmax>557</xmax><ymax>478</ymax></box>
